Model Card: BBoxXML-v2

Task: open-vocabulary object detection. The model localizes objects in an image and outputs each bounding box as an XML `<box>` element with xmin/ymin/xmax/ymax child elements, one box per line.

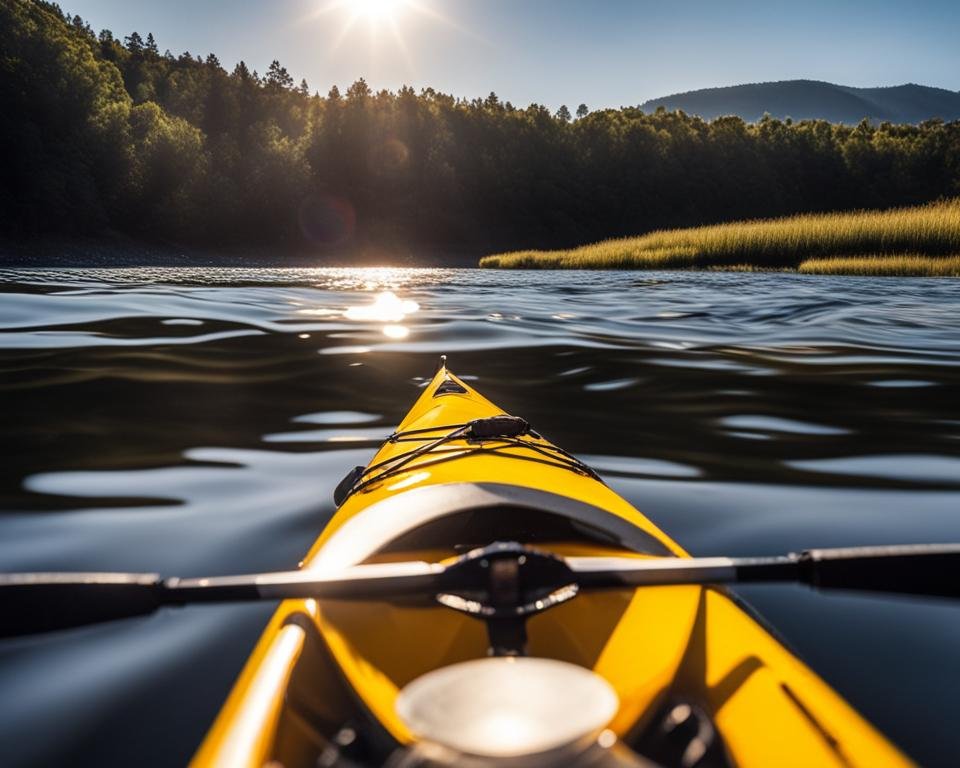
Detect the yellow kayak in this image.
<box><xmin>192</xmin><ymin>360</ymin><xmax>911</xmax><ymax>768</ymax></box>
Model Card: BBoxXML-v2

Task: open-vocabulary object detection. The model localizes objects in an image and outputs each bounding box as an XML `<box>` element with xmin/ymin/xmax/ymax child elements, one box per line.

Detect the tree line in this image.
<box><xmin>3</xmin><ymin>0</ymin><xmax>960</xmax><ymax>256</ymax></box>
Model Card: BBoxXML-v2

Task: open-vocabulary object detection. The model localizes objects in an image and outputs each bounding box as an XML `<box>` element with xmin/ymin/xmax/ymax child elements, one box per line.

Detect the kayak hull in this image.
<box><xmin>193</xmin><ymin>366</ymin><xmax>911</xmax><ymax>768</ymax></box>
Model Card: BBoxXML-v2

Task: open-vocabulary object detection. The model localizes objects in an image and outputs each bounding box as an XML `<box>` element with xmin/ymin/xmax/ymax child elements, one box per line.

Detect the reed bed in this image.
<box><xmin>480</xmin><ymin>199</ymin><xmax>960</xmax><ymax>272</ymax></box>
<box><xmin>798</xmin><ymin>255</ymin><xmax>960</xmax><ymax>276</ymax></box>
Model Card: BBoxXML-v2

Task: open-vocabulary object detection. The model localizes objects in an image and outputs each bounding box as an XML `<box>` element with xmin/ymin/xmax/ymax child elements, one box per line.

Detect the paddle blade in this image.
<box><xmin>568</xmin><ymin>543</ymin><xmax>960</xmax><ymax>601</ymax></box>
<box><xmin>800</xmin><ymin>544</ymin><xmax>960</xmax><ymax>599</ymax></box>
<box><xmin>0</xmin><ymin>573</ymin><xmax>162</xmax><ymax>638</ymax></box>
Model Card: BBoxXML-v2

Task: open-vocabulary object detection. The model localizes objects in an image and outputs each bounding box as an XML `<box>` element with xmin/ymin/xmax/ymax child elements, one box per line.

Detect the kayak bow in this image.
<box><xmin>192</xmin><ymin>361</ymin><xmax>911</xmax><ymax>768</ymax></box>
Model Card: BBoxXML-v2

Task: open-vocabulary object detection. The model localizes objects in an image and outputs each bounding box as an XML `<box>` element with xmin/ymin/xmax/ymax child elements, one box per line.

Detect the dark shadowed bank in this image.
<box><xmin>4</xmin><ymin>1</ymin><xmax>960</xmax><ymax>265</ymax></box>
<box><xmin>0</xmin><ymin>235</ymin><xmax>480</xmax><ymax>268</ymax></box>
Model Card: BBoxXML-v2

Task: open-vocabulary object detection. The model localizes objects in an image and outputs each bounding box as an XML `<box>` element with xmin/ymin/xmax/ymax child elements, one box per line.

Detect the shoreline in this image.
<box><xmin>0</xmin><ymin>234</ymin><xmax>482</xmax><ymax>269</ymax></box>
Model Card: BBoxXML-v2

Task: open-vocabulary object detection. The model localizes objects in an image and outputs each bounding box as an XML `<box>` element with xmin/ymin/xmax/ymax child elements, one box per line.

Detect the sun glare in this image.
<box><xmin>353</xmin><ymin>0</ymin><xmax>405</xmax><ymax>21</ymax></box>
<box><xmin>310</xmin><ymin>0</ymin><xmax>457</xmax><ymax>67</ymax></box>
<box><xmin>326</xmin><ymin>0</ymin><xmax>409</xmax><ymax>27</ymax></box>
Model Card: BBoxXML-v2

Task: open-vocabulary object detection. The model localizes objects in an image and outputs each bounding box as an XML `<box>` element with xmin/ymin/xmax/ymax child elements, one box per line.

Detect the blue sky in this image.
<box><xmin>66</xmin><ymin>0</ymin><xmax>960</xmax><ymax>110</ymax></box>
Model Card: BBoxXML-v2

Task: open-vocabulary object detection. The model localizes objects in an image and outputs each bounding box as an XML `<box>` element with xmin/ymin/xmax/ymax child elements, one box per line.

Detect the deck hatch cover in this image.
<box><xmin>434</xmin><ymin>379</ymin><xmax>468</xmax><ymax>397</ymax></box>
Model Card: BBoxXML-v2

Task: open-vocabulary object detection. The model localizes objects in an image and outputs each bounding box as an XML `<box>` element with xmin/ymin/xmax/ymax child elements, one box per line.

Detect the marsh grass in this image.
<box><xmin>480</xmin><ymin>199</ymin><xmax>960</xmax><ymax>274</ymax></box>
<box><xmin>798</xmin><ymin>254</ymin><xmax>960</xmax><ymax>276</ymax></box>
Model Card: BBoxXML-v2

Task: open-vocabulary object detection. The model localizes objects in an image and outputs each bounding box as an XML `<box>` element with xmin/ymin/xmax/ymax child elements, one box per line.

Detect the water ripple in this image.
<box><xmin>1</xmin><ymin>267</ymin><xmax>960</xmax><ymax>767</ymax></box>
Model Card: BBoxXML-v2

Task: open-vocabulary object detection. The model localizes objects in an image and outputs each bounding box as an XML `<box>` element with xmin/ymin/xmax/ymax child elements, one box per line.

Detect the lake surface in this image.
<box><xmin>1</xmin><ymin>267</ymin><xmax>959</xmax><ymax>767</ymax></box>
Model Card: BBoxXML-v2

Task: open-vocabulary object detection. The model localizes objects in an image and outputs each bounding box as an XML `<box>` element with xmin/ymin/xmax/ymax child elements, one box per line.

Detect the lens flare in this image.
<box><xmin>368</xmin><ymin>137</ymin><xmax>410</xmax><ymax>176</ymax></box>
<box><xmin>298</xmin><ymin>194</ymin><xmax>356</xmax><ymax>246</ymax></box>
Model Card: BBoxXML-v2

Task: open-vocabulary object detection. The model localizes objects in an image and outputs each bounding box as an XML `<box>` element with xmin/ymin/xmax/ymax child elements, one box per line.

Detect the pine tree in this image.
<box><xmin>299</xmin><ymin>78</ymin><xmax>310</xmax><ymax>97</ymax></box>
<box><xmin>346</xmin><ymin>78</ymin><xmax>371</xmax><ymax>100</ymax></box>
<box><xmin>233</xmin><ymin>61</ymin><xmax>251</xmax><ymax>81</ymax></box>
<box><xmin>71</xmin><ymin>15</ymin><xmax>93</xmax><ymax>38</ymax></box>
<box><xmin>145</xmin><ymin>32</ymin><xmax>159</xmax><ymax>56</ymax></box>
<box><xmin>556</xmin><ymin>104</ymin><xmax>571</xmax><ymax>123</ymax></box>
<box><xmin>576</xmin><ymin>104</ymin><xmax>589</xmax><ymax>119</ymax></box>
<box><xmin>124</xmin><ymin>31</ymin><xmax>143</xmax><ymax>54</ymax></box>
<box><xmin>265</xmin><ymin>60</ymin><xmax>294</xmax><ymax>90</ymax></box>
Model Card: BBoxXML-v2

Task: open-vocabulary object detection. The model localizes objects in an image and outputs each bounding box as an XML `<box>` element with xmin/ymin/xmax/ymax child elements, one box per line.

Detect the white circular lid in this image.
<box><xmin>395</xmin><ymin>657</ymin><xmax>619</xmax><ymax>758</ymax></box>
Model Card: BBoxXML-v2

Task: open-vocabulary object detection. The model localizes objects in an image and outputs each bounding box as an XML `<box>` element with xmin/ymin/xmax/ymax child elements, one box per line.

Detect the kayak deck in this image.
<box><xmin>193</xmin><ymin>365</ymin><xmax>911</xmax><ymax>767</ymax></box>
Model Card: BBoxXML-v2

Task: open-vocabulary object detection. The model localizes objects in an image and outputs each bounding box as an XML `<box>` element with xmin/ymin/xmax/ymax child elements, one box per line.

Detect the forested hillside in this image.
<box><xmin>3</xmin><ymin>0</ymin><xmax>960</xmax><ymax>256</ymax></box>
<box><xmin>640</xmin><ymin>80</ymin><xmax>960</xmax><ymax>124</ymax></box>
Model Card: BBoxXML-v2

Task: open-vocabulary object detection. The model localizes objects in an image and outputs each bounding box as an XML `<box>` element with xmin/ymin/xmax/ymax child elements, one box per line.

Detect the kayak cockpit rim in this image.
<box><xmin>307</xmin><ymin>482</ymin><xmax>674</xmax><ymax>574</ymax></box>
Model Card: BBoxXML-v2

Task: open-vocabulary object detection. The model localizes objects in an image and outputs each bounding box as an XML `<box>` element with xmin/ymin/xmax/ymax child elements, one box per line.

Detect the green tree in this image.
<box><xmin>0</xmin><ymin>0</ymin><xmax>132</xmax><ymax>233</ymax></box>
<box><xmin>346</xmin><ymin>78</ymin><xmax>371</xmax><ymax>101</ymax></box>
<box><xmin>265</xmin><ymin>59</ymin><xmax>293</xmax><ymax>90</ymax></box>
<box><xmin>124</xmin><ymin>31</ymin><xmax>144</xmax><ymax>55</ymax></box>
<box><xmin>205</xmin><ymin>53</ymin><xmax>223</xmax><ymax>72</ymax></box>
<box><xmin>233</xmin><ymin>61</ymin><xmax>252</xmax><ymax>81</ymax></box>
<box><xmin>126</xmin><ymin>101</ymin><xmax>208</xmax><ymax>235</ymax></box>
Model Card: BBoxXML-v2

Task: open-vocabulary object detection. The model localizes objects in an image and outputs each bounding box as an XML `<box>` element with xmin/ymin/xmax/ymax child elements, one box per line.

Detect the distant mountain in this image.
<box><xmin>639</xmin><ymin>80</ymin><xmax>960</xmax><ymax>124</ymax></box>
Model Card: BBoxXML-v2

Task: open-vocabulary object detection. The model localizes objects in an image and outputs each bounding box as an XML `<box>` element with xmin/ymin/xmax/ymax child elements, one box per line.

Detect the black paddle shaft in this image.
<box><xmin>570</xmin><ymin>543</ymin><xmax>960</xmax><ymax>598</ymax></box>
<box><xmin>796</xmin><ymin>544</ymin><xmax>960</xmax><ymax>598</ymax></box>
<box><xmin>2</xmin><ymin>543</ymin><xmax>959</xmax><ymax>638</ymax></box>
<box><xmin>0</xmin><ymin>563</ymin><xmax>443</xmax><ymax>638</ymax></box>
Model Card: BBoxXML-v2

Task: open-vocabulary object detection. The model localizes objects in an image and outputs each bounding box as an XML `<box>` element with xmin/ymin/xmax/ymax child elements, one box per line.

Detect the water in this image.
<box><xmin>1</xmin><ymin>267</ymin><xmax>959</xmax><ymax>767</ymax></box>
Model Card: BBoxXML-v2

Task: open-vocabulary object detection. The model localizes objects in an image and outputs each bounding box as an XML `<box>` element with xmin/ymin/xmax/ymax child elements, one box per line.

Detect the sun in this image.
<box><xmin>309</xmin><ymin>0</ymin><xmax>457</xmax><ymax>68</ymax></box>
<box><xmin>326</xmin><ymin>0</ymin><xmax>409</xmax><ymax>26</ymax></box>
<box><xmin>352</xmin><ymin>0</ymin><xmax>405</xmax><ymax>21</ymax></box>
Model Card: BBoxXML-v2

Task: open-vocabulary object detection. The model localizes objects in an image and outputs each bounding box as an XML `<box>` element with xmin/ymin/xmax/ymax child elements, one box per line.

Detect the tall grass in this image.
<box><xmin>798</xmin><ymin>255</ymin><xmax>960</xmax><ymax>276</ymax></box>
<box><xmin>480</xmin><ymin>199</ymin><xmax>960</xmax><ymax>273</ymax></box>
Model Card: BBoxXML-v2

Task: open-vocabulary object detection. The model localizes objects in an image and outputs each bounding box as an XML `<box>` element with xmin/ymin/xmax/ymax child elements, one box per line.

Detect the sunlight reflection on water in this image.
<box><xmin>296</xmin><ymin>286</ymin><xmax>420</xmax><ymax>340</ymax></box>
<box><xmin>342</xmin><ymin>290</ymin><xmax>419</xmax><ymax>322</ymax></box>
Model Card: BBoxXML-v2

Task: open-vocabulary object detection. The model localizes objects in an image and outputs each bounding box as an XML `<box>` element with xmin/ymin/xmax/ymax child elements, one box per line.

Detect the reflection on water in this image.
<box><xmin>342</xmin><ymin>290</ymin><xmax>419</xmax><ymax>321</ymax></box>
<box><xmin>1</xmin><ymin>267</ymin><xmax>959</xmax><ymax>766</ymax></box>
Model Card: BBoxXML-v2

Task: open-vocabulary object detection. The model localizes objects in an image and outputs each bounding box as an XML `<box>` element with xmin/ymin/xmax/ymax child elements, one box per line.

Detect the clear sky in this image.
<box><xmin>65</xmin><ymin>0</ymin><xmax>960</xmax><ymax>110</ymax></box>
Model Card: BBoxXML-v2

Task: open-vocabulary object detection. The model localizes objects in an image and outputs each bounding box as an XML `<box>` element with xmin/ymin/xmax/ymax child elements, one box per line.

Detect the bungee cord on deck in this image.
<box><xmin>334</xmin><ymin>416</ymin><xmax>601</xmax><ymax>506</ymax></box>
